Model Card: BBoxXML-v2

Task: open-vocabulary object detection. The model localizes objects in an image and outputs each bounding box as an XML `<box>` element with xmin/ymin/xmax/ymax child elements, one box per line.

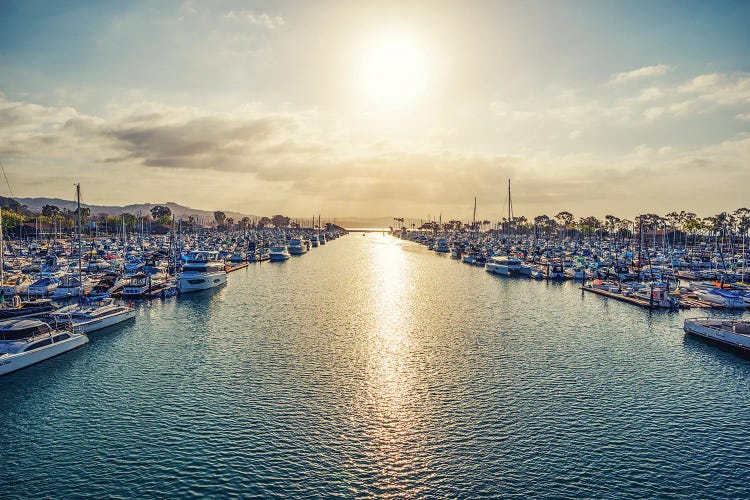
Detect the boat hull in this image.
<box><xmin>177</xmin><ymin>271</ymin><xmax>227</xmax><ymax>293</ymax></box>
<box><xmin>0</xmin><ymin>334</ymin><xmax>88</xmax><ymax>376</ymax></box>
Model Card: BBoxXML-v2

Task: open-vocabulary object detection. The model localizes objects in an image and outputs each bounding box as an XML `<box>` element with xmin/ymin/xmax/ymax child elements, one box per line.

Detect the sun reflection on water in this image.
<box><xmin>356</xmin><ymin>234</ymin><xmax>428</xmax><ymax>493</ymax></box>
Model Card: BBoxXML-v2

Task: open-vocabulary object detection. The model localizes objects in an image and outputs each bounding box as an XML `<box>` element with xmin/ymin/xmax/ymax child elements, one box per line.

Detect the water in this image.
<box><xmin>2</xmin><ymin>234</ymin><xmax>750</xmax><ymax>498</ymax></box>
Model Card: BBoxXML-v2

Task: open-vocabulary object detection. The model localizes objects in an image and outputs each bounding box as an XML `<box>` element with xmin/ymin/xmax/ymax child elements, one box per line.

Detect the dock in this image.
<box><xmin>225</xmin><ymin>262</ymin><xmax>249</xmax><ymax>273</ymax></box>
<box><xmin>580</xmin><ymin>285</ymin><xmax>720</xmax><ymax>309</ymax></box>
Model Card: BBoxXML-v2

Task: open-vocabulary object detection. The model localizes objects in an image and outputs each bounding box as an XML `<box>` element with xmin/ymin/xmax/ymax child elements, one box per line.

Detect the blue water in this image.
<box><xmin>2</xmin><ymin>234</ymin><xmax>750</xmax><ymax>498</ymax></box>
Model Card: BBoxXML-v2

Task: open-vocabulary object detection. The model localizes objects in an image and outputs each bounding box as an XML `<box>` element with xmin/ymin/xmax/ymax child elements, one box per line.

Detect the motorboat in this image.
<box><xmin>486</xmin><ymin>256</ymin><xmax>522</xmax><ymax>276</ymax></box>
<box><xmin>683</xmin><ymin>318</ymin><xmax>750</xmax><ymax>352</ymax></box>
<box><xmin>0</xmin><ymin>319</ymin><xmax>88</xmax><ymax>376</ymax></box>
<box><xmin>177</xmin><ymin>250</ymin><xmax>227</xmax><ymax>293</ymax></box>
<box><xmin>27</xmin><ymin>277</ymin><xmax>61</xmax><ymax>296</ymax></box>
<box><xmin>50</xmin><ymin>297</ymin><xmax>135</xmax><ymax>334</ymax></box>
<box><xmin>269</xmin><ymin>245</ymin><xmax>290</xmax><ymax>262</ymax></box>
<box><xmin>288</xmin><ymin>239</ymin><xmax>307</xmax><ymax>255</ymax></box>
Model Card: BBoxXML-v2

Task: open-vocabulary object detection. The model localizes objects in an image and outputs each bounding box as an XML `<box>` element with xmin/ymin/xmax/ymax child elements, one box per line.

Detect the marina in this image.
<box><xmin>2</xmin><ymin>233</ymin><xmax>749</xmax><ymax>498</ymax></box>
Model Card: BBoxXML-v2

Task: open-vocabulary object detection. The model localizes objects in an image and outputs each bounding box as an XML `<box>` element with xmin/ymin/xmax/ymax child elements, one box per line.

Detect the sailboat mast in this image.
<box><xmin>472</xmin><ymin>197</ymin><xmax>476</xmax><ymax>233</ymax></box>
<box><xmin>508</xmin><ymin>178</ymin><xmax>512</xmax><ymax>240</ymax></box>
<box><xmin>76</xmin><ymin>183</ymin><xmax>82</xmax><ymax>299</ymax></box>
<box><xmin>0</xmin><ymin>204</ymin><xmax>4</xmax><ymax>286</ymax></box>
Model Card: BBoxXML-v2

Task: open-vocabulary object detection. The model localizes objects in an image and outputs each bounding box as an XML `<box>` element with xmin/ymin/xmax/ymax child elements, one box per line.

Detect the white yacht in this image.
<box><xmin>177</xmin><ymin>250</ymin><xmax>227</xmax><ymax>293</ymax></box>
<box><xmin>269</xmin><ymin>245</ymin><xmax>290</xmax><ymax>262</ymax></box>
<box><xmin>51</xmin><ymin>275</ymin><xmax>92</xmax><ymax>299</ymax></box>
<box><xmin>1</xmin><ymin>274</ymin><xmax>32</xmax><ymax>296</ymax></box>
<box><xmin>486</xmin><ymin>256</ymin><xmax>522</xmax><ymax>276</ymax></box>
<box><xmin>435</xmin><ymin>238</ymin><xmax>450</xmax><ymax>253</ymax></box>
<box><xmin>288</xmin><ymin>239</ymin><xmax>307</xmax><ymax>255</ymax></box>
<box><xmin>27</xmin><ymin>277</ymin><xmax>61</xmax><ymax>296</ymax></box>
<box><xmin>51</xmin><ymin>298</ymin><xmax>135</xmax><ymax>334</ymax></box>
<box><xmin>693</xmin><ymin>287</ymin><xmax>746</xmax><ymax>309</ymax></box>
<box><xmin>0</xmin><ymin>319</ymin><xmax>88</xmax><ymax>376</ymax></box>
<box><xmin>684</xmin><ymin>318</ymin><xmax>750</xmax><ymax>351</ymax></box>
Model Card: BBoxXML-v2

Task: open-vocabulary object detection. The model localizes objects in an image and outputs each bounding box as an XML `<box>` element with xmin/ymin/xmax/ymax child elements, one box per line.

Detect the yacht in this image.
<box><xmin>50</xmin><ymin>298</ymin><xmax>135</xmax><ymax>334</ymax></box>
<box><xmin>177</xmin><ymin>250</ymin><xmax>227</xmax><ymax>293</ymax></box>
<box><xmin>269</xmin><ymin>245</ymin><xmax>291</xmax><ymax>262</ymax></box>
<box><xmin>693</xmin><ymin>287</ymin><xmax>746</xmax><ymax>309</ymax></box>
<box><xmin>435</xmin><ymin>238</ymin><xmax>450</xmax><ymax>253</ymax></box>
<box><xmin>486</xmin><ymin>256</ymin><xmax>522</xmax><ymax>276</ymax></box>
<box><xmin>311</xmin><ymin>235</ymin><xmax>319</xmax><ymax>248</ymax></box>
<box><xmin>683</xmin><ymin>318</ymin><xmax>750</xmax><ymax>351</ymax></box>
<box><xmin>1</xmin><ymin>274</ymin><xmax>32</xmax><ymax>296</ymax></box>
<box><xmin>51</xmin><ymin>275</ymin><xmax>92</xmax><ymax>299</ymax></box>
<box><xmin>27</xmin><ymin>277</ymin><xmax>61</xmax><ymax>296</ymax></box>
<box><xmin>89</xmin><ymin>274</ymin><xmax>124</xmax><ymax>298</ymax></box>
<box><xmin>0</xmin><ymin>319</ymin><xmax>88</xmax><ymax>376</ymax></box>
<box><xmin>288</xmin><ymin>239</ymin><xmax>307</xmax><ymax>255</ymax></box>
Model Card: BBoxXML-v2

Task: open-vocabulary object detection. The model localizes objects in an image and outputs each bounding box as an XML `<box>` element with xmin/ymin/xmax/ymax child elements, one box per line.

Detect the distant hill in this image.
<box><xmin>16</xmin><ymin>198</ymin><xmax>259</xmax><ymax>222</ymax></box>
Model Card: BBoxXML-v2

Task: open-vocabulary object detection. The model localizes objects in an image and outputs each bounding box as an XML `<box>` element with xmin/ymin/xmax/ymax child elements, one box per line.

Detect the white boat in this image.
<box><xmin>51</xmin><ymin>297</ymin><xmax>135</xmax><ymax>334</ymax></box>
<box><xmin>288</xmin><ymin>239</ymin><xmax>307</xmax><ymax>255</ymax></box>
<box><xmin>629</xmin><ymin>283</ymin><xmax>680</xmax><ymax>309</ymax></box>
<box><xmin>1</xmin><ymin>274</ymin><xmax>32</xmax><ymax>296</ymax></box>
<box><xmin>177</xmin><ymin>250</ymin><xmax>227</xmax><ymax>293</ymax></box>
<box><xmin>0</xmin><ymin>319</ymin><xmax>88</xmax><ymax>376</ymax></box>
<box><xmin>486</xmin><ymin>256</ymin><xmax>522</xmax><ymax>276</ymax></box>
<box><xmin>27</xmin><ymin>277</ymin><xmax>61</xmax><ymax>296</ymax></box>
<box><xmin>435</xmin><ymin>238</ymin><xmax>450</xmax><ymax>253</ymax></box>
<box><xmin>693</xmin><ymin>287</ymin><xmax>746</xmax><ymax>309</ymax></box>
<box><xmin>269</xmin><ymin>245</ymin><xmax>290</xmax><ymax>262</ymax></box>
<box><xmin>683</xmin><ymin>318</ymin><xmax>750</xmax><ymax>351</ymax></box>
<box><xmin>51</xmin><ymin>275</ymin><xmax>92</xmax><ymax>298</ymax></box>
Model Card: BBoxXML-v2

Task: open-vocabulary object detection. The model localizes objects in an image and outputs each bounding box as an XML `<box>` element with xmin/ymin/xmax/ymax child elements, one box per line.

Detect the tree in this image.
<box><xmin>271</xmin><ymin>214</ymin><xmax>290</xmax><ymax>228</ymax></box>
<box><xmin>150</xmin><ymin>205</ymin><xmax>171</xmax><ymax>220</ymax></box>
<box><xmin>42</xmin><ymin>204</ymin><xmax>60</xmax><ymax>218</ymax></box>
<box><xmin>258</xmin><ymin>216</ymin><xmax>271</xmax><ymax>228</ymax></box>
<box><xmin>214</xmin><ymin>211</ymin><xmax>226</xmax><ymax>226</ymax></box>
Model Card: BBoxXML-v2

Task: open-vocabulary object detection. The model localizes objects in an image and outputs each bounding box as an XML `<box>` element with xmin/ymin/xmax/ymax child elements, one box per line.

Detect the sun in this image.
<box><xmin>359</xmin><ymin>33</ymin><xmax>430</xmax><ymax>109</ymax></box>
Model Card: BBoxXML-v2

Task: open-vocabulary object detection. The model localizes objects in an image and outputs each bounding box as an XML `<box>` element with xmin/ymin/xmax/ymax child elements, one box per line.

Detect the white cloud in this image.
<box><xmin>610</xmin><ymin>64</ymin><xmax>672</xmax><ymax>84</ymax></box>
<box><xmin>224</xmin><ymin>10</ymin><xmax>285</xmax><ymax>29</ymax></box>
<box><xmin>736</xmin><ymin>112</ymin><xmax>750</xmax><ymax>122</ymax></box>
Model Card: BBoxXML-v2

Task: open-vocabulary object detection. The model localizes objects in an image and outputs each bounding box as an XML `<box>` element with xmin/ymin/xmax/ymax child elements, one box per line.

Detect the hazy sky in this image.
<box><xmin>1</xmin><ymin>0</ymin><xmax>748</xmax><ymax>220</ymax></box>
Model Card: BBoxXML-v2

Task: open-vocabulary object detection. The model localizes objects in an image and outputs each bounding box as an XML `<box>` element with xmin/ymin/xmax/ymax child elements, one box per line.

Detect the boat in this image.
<box><xmin>628</xmin><ymin>282</ymin><xmax>680</xmax><ymax>309</ymax></box>
<box><xmin>51</xmin><ymin>274</ymin><xmax>92</xmax><ymax>299</ymax></box>
<box><xmin>435</xmin><ymin>238</ymin><xmax>450</xmax><ymax>253</ymax></box>
<box><xmin>89</xmin><ymin>273</ymin><xmax>124</xmax><ymax>298</ymax></box>
<box><xmin>0</xmin><ymin>298</ymin><xmax>56</xmax><ymax>319</ymax></box>
<box><xmin>311</xmin><ymin>235</ymin><xmax>319</xmax><ymax>248</ymax></box>
<box><xmin>27</xmin><ymin>277</ymin><xmax>61</xmax><ymax>296</ymax></box>
<box><xmin>683</xmin><ymin>318</ymin><xmax>750</xmax><ymax>352</ymax></box>
<box><xmin>486</xmin><ymin>256</ymin><xmax>522</xmax><ymax>276</ymax></box>
<box><xmin>1</xmin><ymin>274</ymin><xmax>32</xmax><ymax>296</ymax></box>
<box><xmin>50</xmin><ymin>297</ymin><xmax>135</xmax><ymax>334</ymax></box>
<box><xmin>693</xmin><ymin>287</ymin><xmax>747</xmax><ymax>309</ymax></box>
<box><xmin>0</xmin><ymin>319</ymin><xmax>88</xmax><ymax>376</ymax></box>
<box><xmin>269</xmin><ymin>245</ymin><xmax>290</xmax><ymax>262</ymax></box>
<box><xmin>288</xmin><ymin>239</ymin><xmax>307</xmax><ymax>255</ymax></box>
<box><xmin>177</xmin><ymin>250</ymin><xmax>227</xmax><ymax>293</ymax></box>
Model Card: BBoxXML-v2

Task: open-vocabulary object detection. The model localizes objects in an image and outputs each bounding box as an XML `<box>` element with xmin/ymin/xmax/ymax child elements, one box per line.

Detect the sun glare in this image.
<box><xmin>360</xmin><ymin>33</ymin><xmax>430</xmax><ymax>109</ymax></box>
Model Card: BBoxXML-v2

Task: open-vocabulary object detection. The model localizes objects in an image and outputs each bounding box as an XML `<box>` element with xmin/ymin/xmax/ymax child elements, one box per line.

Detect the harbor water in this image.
<box><xmin>2</xmin><ymin>234</ymin><xmax>750</xmax><ymax>498</ymax></box>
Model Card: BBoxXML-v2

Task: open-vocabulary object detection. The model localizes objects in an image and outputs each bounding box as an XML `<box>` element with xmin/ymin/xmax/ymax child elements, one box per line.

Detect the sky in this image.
<box><xmin>0</xmin><ymin>0</ymin><xmax>748</xmax><ymax>221</ymax></box>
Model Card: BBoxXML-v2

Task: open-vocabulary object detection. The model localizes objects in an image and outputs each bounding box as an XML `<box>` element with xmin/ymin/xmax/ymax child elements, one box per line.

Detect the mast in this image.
<box><xmin>76</xmin><ymin>183</ymin><xmax>83</xmax><ymax>299</ymax></box>
<box><xmin>0</xmin><ymin>203</ymin><xmax>4</xmax><ymax>288</ymax></box>
<box><xmin>472</xmin><ymin>197</ymin><xmax>476</xmax><ymax>234</ymax></box>
<box><xmin>507</xmin><ymin>178</ymin><xmax>512</xmax><ymax>240</ymax></box>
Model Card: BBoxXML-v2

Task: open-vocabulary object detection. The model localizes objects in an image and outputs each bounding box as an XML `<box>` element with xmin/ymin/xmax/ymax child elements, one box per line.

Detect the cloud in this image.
<box><xmin>610</xmin><ymin>64</ymin><xmax>672</xmax><ymax>84</ymax></box>
<box><xmin>737</xmin><ymin>112</ymin><xmax>750</xmax><ymax>122</ymax></box>
<box><xmin>1</xmin><ymin>93</ymin><xmax>748</xmax><ymax>218</ymax></box>
<box><xmin>224</xmin><ymin>10</ymin><xmax>285</xmax><ymax>29</ymax></box>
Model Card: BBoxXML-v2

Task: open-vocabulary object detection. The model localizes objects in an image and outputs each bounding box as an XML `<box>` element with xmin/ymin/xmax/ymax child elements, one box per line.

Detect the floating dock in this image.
<box><xmin>580</xmin><ymin>286</ymin><xmax>720</xmax><ymax>309</ymax></box>
<box><xmin>225</xmin><ymin>262</ymin><xmax>249</xmax><ymax>273</ymax></box>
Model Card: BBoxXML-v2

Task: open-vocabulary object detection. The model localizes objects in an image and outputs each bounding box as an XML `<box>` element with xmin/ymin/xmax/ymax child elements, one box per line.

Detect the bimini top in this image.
<box><xmin>0</xmin><ymin>319</ymin><xmax>53</xmax><ymax>341</ymax></box>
